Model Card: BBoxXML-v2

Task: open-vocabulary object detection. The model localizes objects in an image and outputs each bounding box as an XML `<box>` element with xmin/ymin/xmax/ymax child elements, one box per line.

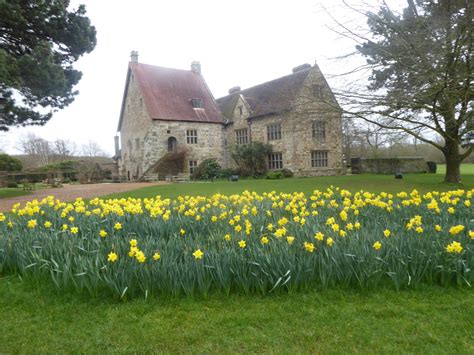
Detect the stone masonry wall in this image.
<box><xmin>352</xmin><ymin>157</ymin><xmax>428</xmax><ymax>174</ymax></box>
<box><xmin>289</xmin><ymin>65</ymin><xmax>344</xmax><ymax>176</ymax></box>
<box><xmin>224</xmin><ymin>95</ymin><xmax>252</xmax><ymax>170</ymax></box>
<box><xmin>142</xmin><ymin>120</ymin><xmax>225</xmax><ymax>174</ymax></box>
<box><xmin>247</xmin><ymin>66</ymin><xmax>344</xmax><ymax>176</ymax></box>
<box><xmin>119</xmin><ymin>72</ymin><xmax>152</xmax><ymax>179</ymax></box>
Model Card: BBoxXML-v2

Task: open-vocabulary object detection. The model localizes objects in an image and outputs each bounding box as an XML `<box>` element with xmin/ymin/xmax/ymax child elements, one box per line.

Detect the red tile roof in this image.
<box><xmin>118</xmin><ymin>62</ymin><xmax>223</xmax><ymax>131</ymax></box>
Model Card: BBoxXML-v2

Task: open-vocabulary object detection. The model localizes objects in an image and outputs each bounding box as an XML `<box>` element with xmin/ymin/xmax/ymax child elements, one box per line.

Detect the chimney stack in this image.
<box><xmin>130</xmin><ymin>50</ymin><xmax>138</xmax><ymax>63</ymax></box>
<box><xmin>228</xmin><ymin>86</ymin><xmax>241</xmax><ymax>95</ymax></box>
<box><xmin>114</xmin><ymin>135</ymin><xmax>120</xmax><ymax>156</ymax></box>
<box><xmin>292</xmin><ymin>63</ymin><xmax>311</xmax><ymax>73</ymax></box>
<box><xmin>191</xmin><ymin>61</ymin><xmax>201</xmax><ymax>74</ymax></box>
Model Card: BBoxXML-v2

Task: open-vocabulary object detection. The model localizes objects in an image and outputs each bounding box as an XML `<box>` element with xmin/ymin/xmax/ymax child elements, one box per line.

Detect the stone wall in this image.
<box><xmin>351</xmin><ymin>157</ymin><xmax>428</xmax><ymax>174</ymax></box>
<box><xmin>247</xmin><ymin>65</ymin><xmax>344</xmax><ymax>176</ymax></box>
<box><xmin>119</xmin><ymin>72</ymin><xmax>152</xmax><ymax>180</ymax></box>
<box><xmin>142</xmin><ymin>120</ymin><xmax>225</xmax><ymax>175</ymax></box>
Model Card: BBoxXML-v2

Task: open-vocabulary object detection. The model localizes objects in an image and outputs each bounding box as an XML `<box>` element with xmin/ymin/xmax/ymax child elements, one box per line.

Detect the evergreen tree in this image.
<box><xmin>0</xmin><ymin>0</ymin><xmax>96</xmax><ymax>131</ymax></box>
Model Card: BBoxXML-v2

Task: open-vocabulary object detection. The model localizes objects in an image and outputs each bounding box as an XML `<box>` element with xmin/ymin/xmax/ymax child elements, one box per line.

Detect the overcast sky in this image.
<box><xmin>2</xmin><ymin>0</ymin><xmax>377</xmax><ymax>155</ymax></box>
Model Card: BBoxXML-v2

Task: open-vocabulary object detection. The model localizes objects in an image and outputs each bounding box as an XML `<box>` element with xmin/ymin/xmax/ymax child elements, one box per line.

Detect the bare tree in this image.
<box><xmin>52</xmin><ymin>139</ymin><xmax>77</xmax><ymax>158</ymax></box>
<box><xmin>324</xmin><ymin>0</ymin><xmax>473</xmax><ymax>182</ymax></box>
<box><xmin>81</xmin><ymin>140</ymin><xmax>107</xmax><ymax>159</ymax></box>
<box><xmin>17</xmin><ymin>133</ymin><xmax>53</xmax><ymax>166</ymax></box>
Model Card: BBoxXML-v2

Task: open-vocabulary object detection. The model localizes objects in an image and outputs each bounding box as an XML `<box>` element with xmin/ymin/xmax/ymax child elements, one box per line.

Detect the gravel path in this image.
<box><xmin>0</xmin><ymin>182</ymin><xmax>167</xmax><ymax>211</ymax></box>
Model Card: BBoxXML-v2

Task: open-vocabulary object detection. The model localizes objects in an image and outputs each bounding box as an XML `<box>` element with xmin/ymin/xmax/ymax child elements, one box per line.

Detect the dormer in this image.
<box><xmin>190</xmin><ymin>98</ymin><xmax>203</xmax><ymax>109</ymax></box>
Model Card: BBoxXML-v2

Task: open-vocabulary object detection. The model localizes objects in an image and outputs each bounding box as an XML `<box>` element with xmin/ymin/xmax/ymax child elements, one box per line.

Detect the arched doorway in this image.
<box><xmin>167</xmin><ymin>137</ymin><xmax>177</xmax><ymax>152</ymax></box>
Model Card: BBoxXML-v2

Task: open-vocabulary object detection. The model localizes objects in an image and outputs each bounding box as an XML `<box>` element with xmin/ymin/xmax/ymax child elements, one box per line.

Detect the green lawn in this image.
<box><xmin>0</xmin><ymin>277</ymin><xmax>472</xmax><ymax>353</ymax></box>
<box><xmin>104</xmin><ymin>172</ymin><xmax>474</xmax><ymax>200</ymax></box>
<box><xmin>437</xmin><ymin>163</ymin><xmax>474</xmax><ymax>175</ymax></box>
<box><xmin>0</xmin><ymin>188</ymin><xmax>31</xmax><ymax>199</ymax></box>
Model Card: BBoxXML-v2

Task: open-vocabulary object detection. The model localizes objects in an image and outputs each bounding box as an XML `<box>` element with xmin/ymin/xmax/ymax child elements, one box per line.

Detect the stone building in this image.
<box><xmin>115</xmin><ymin>52</ymin><xmax>344</xmax><ymax>180</ymax></box>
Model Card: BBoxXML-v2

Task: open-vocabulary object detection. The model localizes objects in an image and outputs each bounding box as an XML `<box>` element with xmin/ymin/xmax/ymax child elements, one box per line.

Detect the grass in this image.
<box><xmin>437</xmin><ymin>163</ymin><xmax>474</xmax><ymax>175</ymax></box>
<box><xmin>0</xmin><ymin>277</ymin><xmax>472</xmax><ymax>353</ymax></box>
<box><xmin>104</xmin><ymin>172</ymin><xmax>474</xmax><ymax>200</ymax></box>
<box><xmin>0</xmin><ymin>188</ymin><xmax>31</xmax><ymax>199</ymax></box>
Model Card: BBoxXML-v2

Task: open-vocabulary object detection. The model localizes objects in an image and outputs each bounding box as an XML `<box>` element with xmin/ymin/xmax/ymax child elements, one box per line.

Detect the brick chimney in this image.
<box><xmin>228</xmin><ymin>86</ymin><xmax>241</xmax><ymax>95</ymax></box>
<box><xmin>130</xmin><ymin>50</ymin><xmax>138</xmax><ymax>63</ymax></box>
<box><xmin>191</xmin><ymin>61</ymin><xmax>201</xmax><ymax>74</ymax></box>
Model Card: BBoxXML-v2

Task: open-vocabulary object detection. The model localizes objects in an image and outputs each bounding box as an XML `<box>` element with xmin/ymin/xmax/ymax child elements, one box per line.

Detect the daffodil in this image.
<box><xmin>135</xmin><ymin>251</ymin><xmax>146</xmax><ymax>263</ymax></box>
<box><xmin>107</xmin><ymin>252</ymin><xmax>118</xmax><ymax>262</ymax></box>
<box><xmin>304</xmin><ymin>242</ymin><xmax>315</xmax><ymax>253</ymax></box>
<box><xmin>373</xmin><ymin>241</ymin><xmax>382</xmax><ymax>250</ymax></box>
<box><xmin>193</xmin><ymin>249</ymin><xmax>204</xmax><ymax>259</ymax></box>
<box><xmin>445</xmin><ymin>241</ymin><xmax>463</xmax><ymax>254</ymax></box>
<box><xmin>448</xmin><ymin>225</ymin><xmax>465</xmax><ymax>235</ymax></box>
<box><xmin>314</xmin><ymin>232</ymin><xmax>324</xmax><ymax>241</ymax></box>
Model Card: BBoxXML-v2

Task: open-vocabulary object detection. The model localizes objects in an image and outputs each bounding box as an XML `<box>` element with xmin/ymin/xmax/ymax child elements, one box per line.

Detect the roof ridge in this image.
<box><xmin>217</xmin><ymin>67</ymin><xmax>311</xmax><ymax>100</ymax></box>
<box><xmin>129</xmin><ymin>61</ymin><xmax>191</xmax><ymax>73</ymax></box>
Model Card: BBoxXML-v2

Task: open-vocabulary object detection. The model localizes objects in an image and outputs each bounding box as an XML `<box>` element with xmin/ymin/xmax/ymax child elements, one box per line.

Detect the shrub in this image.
<box><xmin>0</xmin><ymin>154</ymin><xmax>22</xmax><ymax>171</ymax></box>
<box><xmin>218</xmin><ymin>168</ymin><xmax>239</xmax><ymax>179</ymax></box>
<box><xmin>147</xmin><ymin>149</ymin><xmax>188</xmax><ymax>180</ymax></box>
<box><xmin>192</xmin><ymin>158</ymin><xmax>221</xmax><ymax>180</ymax></box>
<box><xmin>281</xmin><ymin>168</ymin><xmax>294</xmax><ymax>178</ymax></box>
<box><xmin>266</xmin><ymin>171</ymin><xmax>284</xmax><ymax>179</ymax></box>
<box><xmin>6</xmin><ymin>181</ymin><xmax>18</xmax><ymax>188</ymax></box>
<box><xmin>231</xmin><ymin>142</ymin><xmax>273</xmax><ymax>177</ymax></box>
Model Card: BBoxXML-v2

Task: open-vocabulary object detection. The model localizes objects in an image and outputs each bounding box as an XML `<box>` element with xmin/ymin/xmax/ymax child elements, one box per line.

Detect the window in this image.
<box><xmin>140</xmin><ymin>98</ymin><xmax>143</xmax><ymax>107</ymax></box>
<box><xmin>311</xmin><ymin>151</ymin><xmax>328</xmax><ymax>167</ymax></box>
<box><xmin>313</xmin><ymin>85</ymin><xmax>323</xmax><ymax>99</ymax></box>
<box><xmin>135</xmin><ymin>138</ymin><xmax>140</xmax><ymax>149</ymax></box>
<box><xmin>191</xmin><ymin>98</ymin><xmax>203</xmax><ymax>108</ymax></box>
<box><xmin>235</xmin><ymin>128</ymin><xmax>248</xmax><ymax>144</ymax></box>
<box><xmin>189</xmin><ymin>160</ymin><xmax>198</xmax><ymax>174</ymax></box>
<box><xmin>167</xmin><ymin>137</ymin><xmax>177</xmax><ymax>152</ymax></box>
<box><xmin>238</xmin><ymin>106</ymin><xmax>243</xmax><ymax>117</ymax></box>
<box><xmin>186</xmin><ymin>129</ymin><xmax>198</xmax><ymax>144</ymax></box>
<box><xmin>267</xmin><ymin>124</ymin><xmax>282</xmax><ymax>141</ymax></box>
<box><xmin>312</xmin><ymin>121</ymin><xmax>326</xmax><ymax>140</ymax></box>
<box><xmin>268</xmin><ymin>153</ymin><xmax>283</xmax><ymax>170</ymax></box>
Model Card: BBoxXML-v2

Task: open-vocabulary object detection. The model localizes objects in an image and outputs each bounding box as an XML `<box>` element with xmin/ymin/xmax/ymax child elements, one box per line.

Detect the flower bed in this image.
<box><xmin>0</xmin><ymin>188</ymin><xmax>472</xmax><ymax>298</ymax></box>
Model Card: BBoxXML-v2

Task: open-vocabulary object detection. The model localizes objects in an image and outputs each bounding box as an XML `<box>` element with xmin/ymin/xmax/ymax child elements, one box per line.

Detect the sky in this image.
<box><xmin>1</xmin><ymin>0</ymin><xmax>376</xmax><ymax>156</ymax></box>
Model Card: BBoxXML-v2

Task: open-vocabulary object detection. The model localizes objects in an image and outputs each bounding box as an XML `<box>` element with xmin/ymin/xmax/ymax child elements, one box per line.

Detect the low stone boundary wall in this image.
<box><xmin>351</xmin><ymin>157</ymin><xmax>428</xmax><ymax>174</ymax></box>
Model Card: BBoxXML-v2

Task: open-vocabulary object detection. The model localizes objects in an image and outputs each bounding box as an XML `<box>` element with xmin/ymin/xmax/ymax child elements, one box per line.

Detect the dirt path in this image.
<box><xmin>0</xmin><ymin>182</ymin><xmax>168</xmax><ymax>211</ymax></box>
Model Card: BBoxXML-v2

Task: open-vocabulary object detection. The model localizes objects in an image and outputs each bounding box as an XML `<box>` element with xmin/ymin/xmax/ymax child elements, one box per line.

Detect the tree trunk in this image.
<box><xmin>443</xmin><ymin>141</ymin><xmax>461</xmax><ymax>183</ymax></box>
